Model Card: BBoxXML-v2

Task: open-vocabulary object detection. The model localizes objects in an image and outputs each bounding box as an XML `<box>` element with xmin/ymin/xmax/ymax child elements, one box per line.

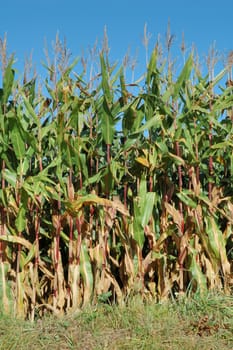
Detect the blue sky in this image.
<box><xmin>1</xmin><ymin>0</ymin><xmax>233</xmax><ymax>80</ymax></box>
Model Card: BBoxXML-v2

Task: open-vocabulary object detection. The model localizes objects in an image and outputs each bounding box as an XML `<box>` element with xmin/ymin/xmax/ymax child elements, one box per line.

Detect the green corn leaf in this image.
<box><xmin>210</xmin><ymin>68</ymin><xmax>227</xmax><ymax>88</ymax></box>
<box><xmin>146</xmin><ymin>48</ymin><xmax>157</xmax><ymax>88</ymax></box>
<box><xmin>156</xmin><ymin>141</ymin><xmax>168</xmax><ymax>154</ymax></box>
<box><xmin>189</xmin><ymin>247</ymin><xmax>207</xmax><ymax>295</ymax></box>
<box><xmin>10</xmin><ymin>124</ymin><xmax>26</xmax><ymax>160</ymax></box>
<box><xmin>133</xmin><ymin>201</ymin><xmax>145</xmax><ymax>249</ymax></box>
<box><xmin>21</xmin><ymin>244</ymin><xmax>36</xmax><ymax>267</ymax></box>
<box><xmin>41</xmin><ymin>122</ymin><xmax>55</xmax><ymax>139</ymax></box>
<box><xmin>100</xmin><ymin>52</ymin><xmax>112</xmax><ymax>104</ymax></box>
<box><xmin>79</xmin><ymin>153</ymin><xmax>89</xmax><ymax>180</ymax></box>
<box><xmin>211</xmin><ymin>141</ymin><xmax>233</xmax><ymax>149</ymax></box>
<box><xmin>17</xmin><ymin>155</ymin><xmax>30</xmax><ymax>176</ymax></box>
<box><xmin>182</xmin><ymin>129</ymin><xmax>196</xmax><ymax>160</ymax></box>
<box><xmin>119</xmin><ymin>67</ymin><xmax>127</xmax><ymax>105</ymax></box>
<box><xmin>133</xmin><ymin>176</ymin><xmax>155</xmax><ymax>248</ymax></box>
<box><xmin>231</xmin><ymin>154</ymin><xmax>233</xmax><ymax>178</ymax></box>
<box><xmin>177</xmin><ymin>191</ymin><xmax>197</xmax><ymax>208</ymax></box>
<box><xmin>0</xmin><ymin>189</ymin><xmax>8</xmax><ymax>207</ymax></box>
<box><xmin>63</xmin><ymin>56</ymin><xmax>79</xmax><ymax>77</ymax></box>
<box><xmin>173</xmin><ymin>54</ymin><xmax>193</xmax><ymax>99</ymax></box>
<box><xmin>130</xmin><ymin>113</ymin><xmax>162</xmax><ymax>135</ymax></box>
<box><xmin>204</xmin><ymin>216</ymin><xmax>226</xmax><ymax>261</ymax></box>
<box><xmin>198</xmin><ymin>194</ymin><xmax>213</xmax><ymax>208</ymax></box>
<box><xmin>2</xmin><ymin>56</ymin><xmax>15</xmax><ymax>104</ymax></box>
<box><xmin>141</xmin><ymin>192</ymin><xmax>156</xmax><ymax>227</ymax></box>
<box><xmin>85</xmin><ymin>169</ymin><xmax>106</xmax><ymax>186</ymax></box>
<box><xmin>191</xmin><ymin>105</ymin><xmax>209</xmax><ymax>114</ymax></box>
<box><xmin>23</xmin><ymin>78</ymin><xmax>36</xmax><ymax>104</ymax></box>
<box><xmin>122</xmin><ymin>137</ymin><xmax>139</xmax><ymax>151</ymax></box>
<box><xmin>60</xmin><ymin>230</ymin><xmax>69</xmax><ymax>244</ymax></box>
<box><xmin>0</xmin><ymin>88</ymin><xmax>3</xmax><ymax>103</ymax></box>
<box><xmin>110</xmin><ymin>65</ymin><xmax>122</xmax><ymax>87</ymax></box>
<box><xmin>167</xmin><ymin>152</ymin><xmax>185</xmax><ymax>165</ymax></box>
<box><xmin>80</xmin><ymin>242</ymin><xmax>93</xmax><ymax>305</ymax></box>
<box><xmin>3</xmin><ymin>168</ymin><xmax>17</xmax><ymax>187</ymax></box>
<box><xmin>101</xmin><ymin>99</ymin><xmax>114</xmax><ymax>145</ymax></box>
<box><xmin>22</xmin><ymin>94</ymin><xmax>40</xmax><ymax>126</ymax></box>
<box><xmin>15</xmin><ymin>205</ymin><xmax>27</xmax><ymax>232</ymax></box>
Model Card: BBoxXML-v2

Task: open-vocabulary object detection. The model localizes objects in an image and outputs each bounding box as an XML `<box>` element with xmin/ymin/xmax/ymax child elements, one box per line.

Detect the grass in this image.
<box><xmin>0</xmin><ymin>293</ymin><xmax>232</xmax><ymax>350</ymax></box>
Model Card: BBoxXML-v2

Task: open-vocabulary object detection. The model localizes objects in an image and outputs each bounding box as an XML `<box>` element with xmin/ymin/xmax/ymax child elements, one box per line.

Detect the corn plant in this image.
<box><xmin>0</xmin><ymin>34</ymin><xmax>232</xmax><ymax>320</ymax></box>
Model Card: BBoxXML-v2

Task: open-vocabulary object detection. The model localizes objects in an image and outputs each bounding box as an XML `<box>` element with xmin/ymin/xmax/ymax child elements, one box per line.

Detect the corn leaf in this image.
<box><xmin>2</xmin><ymin>56</ymin><xmax>15</xmax><ymax>104</ymax></box>
<box><xmin>173</xmin><ymin>55</ymin><xmax>193</xmax><ymax>99</ymax></box>
<box><xmin>100</xmin><ymin>52</ymin><xmax>112</xmax><ymax>104</ymax></box>
<box><xmin>189</xmin><ymin>247</ymin><xmax>207</xmax><ymax>295</ymax></box>
<box><xmin>80</xmin><ymin>242</ymin><xmax>93</xmax><ymax>305</ymax></box>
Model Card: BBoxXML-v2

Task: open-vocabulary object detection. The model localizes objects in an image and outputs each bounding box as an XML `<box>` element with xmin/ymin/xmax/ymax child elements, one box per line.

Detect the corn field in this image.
<box><xmin>0</xmin><ymin>34</ymin><xmax>233</xmax><ymax>320</ymax></box>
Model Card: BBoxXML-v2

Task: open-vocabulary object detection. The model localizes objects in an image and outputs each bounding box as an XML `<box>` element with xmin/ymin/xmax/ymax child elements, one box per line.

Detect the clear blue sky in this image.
<box><xmin>1</xmin><ymin>0</ymin><xmax>233</xmax><ymax>79</ymax></box>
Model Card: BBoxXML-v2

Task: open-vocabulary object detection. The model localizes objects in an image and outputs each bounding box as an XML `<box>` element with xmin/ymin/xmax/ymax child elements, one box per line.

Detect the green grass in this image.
<box><xmin>0</xmin><ymin>293</ymin><xmax>232</xmax><ymax>350</ymax></box>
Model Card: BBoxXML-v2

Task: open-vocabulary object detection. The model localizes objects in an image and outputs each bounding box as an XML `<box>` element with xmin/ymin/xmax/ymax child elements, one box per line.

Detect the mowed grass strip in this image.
<box><xmin>0</xmin><ymin>293</ymin><xmax>232</xmax><ymax>350</ymax></box>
